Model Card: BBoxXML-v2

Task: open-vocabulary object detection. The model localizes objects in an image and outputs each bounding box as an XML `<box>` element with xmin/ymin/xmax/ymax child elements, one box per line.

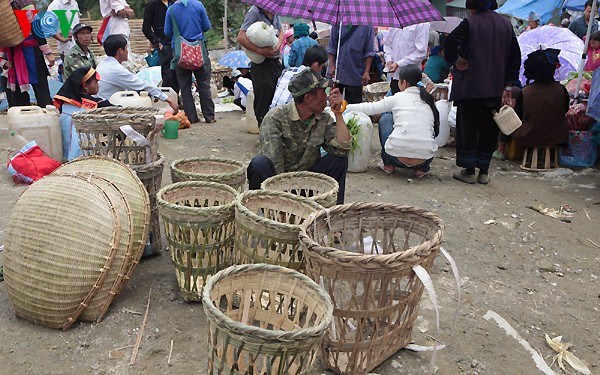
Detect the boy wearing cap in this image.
<box><xmin>232</xmin><ymin>70</ymin><xmax>252</xmax><ymax>111</ymax></box>
<box><xmin>63</xmin><ymin>23</ymin><xmax>97</xmax><ymax>81</ymax></box>
<box><xmin>247</xmin><ymin>69</ymin><xmax>351</xmax><ymax>205</ymax></box>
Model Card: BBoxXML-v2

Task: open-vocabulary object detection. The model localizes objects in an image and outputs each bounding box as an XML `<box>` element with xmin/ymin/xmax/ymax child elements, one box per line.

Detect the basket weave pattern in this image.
<box><xmin>4</xmin><ymin>175</ymin><xmax>123</xmax><ymax>329</ymax></box>
<box><xmin>170</xmin><ymin>157</ymin><xmax>246</xmax><ymax>190</ymax></box>
<box><xmin>234</xmin><ymin>191</ymin><xmax>323</xmax><ymax>271</ymax></box>
<box><xmin>298</xmin><ymin>203</ymin><xmax>445</xmax><ymax>374</ymax></box>
<box><xmin>72</xmin><ymin>106</ymin><xmax>160</xmax><ymax>166</ymax></box>
<box><xmin>260</xmin><ymin>171</ymin><xmax>339</xmax><ymax>208</ymax></box>
<box><xmin>0</xmin><ymin>0</ymin><xmax>25</xmax><ymax>47</ymax></box>
<box><xmin>157</xmin><ymin>181</ymin><xmax>237</xmax><ymax>301</ymax></box>
<box><xmin>132</xmin><ymin>153</ymin><xmax>165</xmax><ymax>256</ymax></box>
<box><xmin>202</xmin><ymin>264</ymin><xmax>333</xmax><ymax>375</ymax></box>
<box><xmin>55</xmin><ymin>157</ymin><xmax>150</xmax><ymax>291</ymax></box>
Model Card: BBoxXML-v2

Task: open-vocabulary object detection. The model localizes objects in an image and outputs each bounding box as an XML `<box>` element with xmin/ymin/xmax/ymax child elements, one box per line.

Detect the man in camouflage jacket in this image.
<box><xmin>63</xmin><ymin>23</ymin><xmax>97</xmax><ymax>81</ymax></box>
<box><xmin>247</xmin><ymin>69</ymin><xmax>351</xmax><ymax>204</ymax></box>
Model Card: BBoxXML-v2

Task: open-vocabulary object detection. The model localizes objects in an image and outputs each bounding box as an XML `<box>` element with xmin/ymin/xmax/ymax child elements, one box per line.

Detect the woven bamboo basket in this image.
<box><xmin>3</xmin><ymin>175</ymin><xmax>124</xmax><ymax>329</ymax></box>
<box><xmin>363</xmin><ymin>82</ymin><xmax>390</xmax><ymax>124</ymax></box>
<box><xmin>211</xmin><ymin>67</ymin><xmax>232</xmax><ymax>90</ymax></box>
<box><xmin>260</xmin><ymin>171</ymin><xmax>339</xmax><ymax>208</ymax></box>
<box><xmin>234</xmin><ymin>190</ymin><xmax>323</xmax><ymax>271</ymax></box>
<box><xmin>72</xmin><ymin>106</ymin><xmax>161</xmax><ymax>166</ymax></box>
<box><xmin>202</xmin><ymin>263</ymin><xmax>333</xmax><ymax>374</ymax></box>
<box><xmin>298</xmin><ymin>203</ymin><xmax>445</xmax><ymax>374</ymax></box>
<box><xmin>157</xmin><ymin>181</ymin><xmax>237</xmax><ymax>301</ymax></box>
<box><xmin>170</xmin><ymin>157</ymin><xmax>246</xmax><ymax>190</ymax></box>
<box><xmin>0</xmin><ymin>0</ymin><xmax>24</xmax><ymax>47</ymax></box>
<box><xmin>54</xmin><ymin>156</ymin><xmax>150</xmax><ymax>286</ymax></box>
<box><xmin>132</xmin><ymin>153</ymin><xmax>165</xmax><ymax>256</ymax></box>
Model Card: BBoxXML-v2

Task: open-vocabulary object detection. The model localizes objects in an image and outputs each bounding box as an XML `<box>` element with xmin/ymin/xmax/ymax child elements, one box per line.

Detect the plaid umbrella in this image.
<box><xmin>241</xmin><ymin>0</ymin><xmax>442</xmax><ymax>28</ymax></box>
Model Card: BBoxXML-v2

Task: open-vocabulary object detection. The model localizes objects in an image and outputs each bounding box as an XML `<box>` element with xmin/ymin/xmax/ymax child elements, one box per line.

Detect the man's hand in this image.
<box><xmin>329</xmin><ymin>88</ymin><xmax>343</xmax><ymax>112</ymax></box>
<box><xmin>502</xmin><ymin>88</ymin><xmax>512</xmax><ymax>107</ymax></box>
<box><xmin>362</xmin><ymin>71</ymin><xmax>370</xmax><ymax>86</ymax></box>
<box><xmin>46</xmin><ymin>54</ymin><xmax>55</xmax><ymax>68</ymax></box>
<box><xmin>166</xmin><ymin>98</ymin><xmax>179</xmax><ymax>115</ymax></box>
<box><xmin>388</xmin><ymin>62</ymin><xmax>398</xmax><ymax>73</ymax></box>
<box><xmin>258</xmin><ymin>46</ymin><xmax>277</xmax><ymax>58</ymax></box>
<box><xmin>455</xmin><ymin>56</ymin><xmax>469</xmax><ymax>71</ymax></box>
<box><xmin>158</xmin><ymin>42</ymin><xmax>163</xmax><ymax>50</ymax></box>
<box><xmin>4</xmin><ymin>61</ymin><xmax>13</xmax><ymax>69</ymax></box>
<box><xmin>125</xmin><ymin>7</ymin><xmax>135</xmax><ymax>18</ymax></box>
<box><xmin>329</xmin><ymin>66</ymin><xmax>336</xmax><ymax>80</ymax></box>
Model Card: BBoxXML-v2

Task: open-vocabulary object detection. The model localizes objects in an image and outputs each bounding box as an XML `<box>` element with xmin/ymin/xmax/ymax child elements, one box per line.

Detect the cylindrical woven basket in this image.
<box><xmin>157</xmin><ymin>181</ymin><xmax>237</xmax><ymax>301</ymax></box>
<box><xmin>211</xmin><ymin>67</ymin><xmax>232</xmax><ymax>90</ymax></box>
<box><xmin>170</xmin><ymin>157</ymin><xmax>246</xmax><ymax>190</ymax></box>
<box><xmin>234</xmin><ymin>190</ymin><xmax>323</xmax><ymax>271</ymax></box>
<box><xmin>54</xmin><ymin>156</ymin><xmax>150</xmax><ymax>285</ymax></box>
<box><xmin>3</xmin><ymin>175</ymin><xmax>123</xmax><ymax>329</ymax></box>
<box><xmin>72</xmin><ymin>106</ymin><xmax>161</xmax><ymax>166</ymax></box>
<box><xmin>202</xmin><ymin>263</ymin><xmax>333</xmax><ymax>375</ymax></box>
<box><xmin>261</xmin><ymin>171</ymin><xmax>339</xmax><ymax>208</ymax></box>
<box><xmin>363</xmin><ymin>81</ymin><xmax>390</xmax><ymax>123</ymax></box>
<box><xmin>132</xmin><ymin>153</ymin><xmax>165</xmax><ymax>256</ymax></box>
<box><xmin>298</xmin><ymin>202</ymin><xmax>445</xmax><ymax>375</ymax></box>
<box><xmin>0</xmin><ymin>0</ymin><xmax>25</xmax><ymax>47</ymax></box>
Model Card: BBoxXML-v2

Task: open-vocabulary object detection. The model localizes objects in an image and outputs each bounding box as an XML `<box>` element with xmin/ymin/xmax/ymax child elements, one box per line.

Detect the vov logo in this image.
<box><xmin>13</xmin><ymin>9</ymin><xmax>78</xmax><ymax>39</ymax></box>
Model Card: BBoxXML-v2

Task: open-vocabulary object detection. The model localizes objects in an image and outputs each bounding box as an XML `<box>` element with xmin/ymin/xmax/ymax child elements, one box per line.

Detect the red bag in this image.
<box><xmin>566</xmin><ymin>103</ymin><xmax>596</xmax><ymax>131</ymax></box>
<box><xmin>178</xmin><ymin>40</ymin><xmax>205</xmax><ymax>70</ymax></box>
<box><xmin>7</xmin><ymin>141</ymin><xmax>61</xmax><ymax>184</ymax></box>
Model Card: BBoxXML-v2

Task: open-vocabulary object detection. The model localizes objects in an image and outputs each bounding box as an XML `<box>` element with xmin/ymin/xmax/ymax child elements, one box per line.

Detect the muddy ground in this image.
<box><xmin>0</xmin><ymin>108</ymin><xmax>599</xmax><ymax>375</ymax></box>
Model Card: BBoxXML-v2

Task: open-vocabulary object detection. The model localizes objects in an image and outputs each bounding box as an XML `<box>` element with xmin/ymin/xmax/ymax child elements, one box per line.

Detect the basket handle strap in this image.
<box><xmin>412</xmin><ymin>265</ymin><xmax>440</xmax><ymax>375</ymax></box>
<box><xmin>440</xmin><ymin>247</ymin><xmax>461</xmax><ymax>336</ymax></box>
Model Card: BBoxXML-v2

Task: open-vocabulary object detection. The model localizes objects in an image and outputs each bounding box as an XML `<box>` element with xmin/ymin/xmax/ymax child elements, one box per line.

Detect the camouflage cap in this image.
<box><xmin>288</xmin><ymin>69</ymin><xmax>331</xmax><ymax>98</ymax></box>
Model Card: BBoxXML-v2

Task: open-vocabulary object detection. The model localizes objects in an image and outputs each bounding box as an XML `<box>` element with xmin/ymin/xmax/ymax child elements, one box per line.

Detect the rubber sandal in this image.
<box><xmin>415</xmin><ymin>169</ymin><xmax>429</xmax><ymax>178</ymax></box>
<box><xmin>377</xmin><ymin>161</ymin><xmax>394</xmax><ymax>174</ymax></box>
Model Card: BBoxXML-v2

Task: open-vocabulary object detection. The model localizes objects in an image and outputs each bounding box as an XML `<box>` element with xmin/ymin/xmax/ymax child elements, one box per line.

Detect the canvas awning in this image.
<box><xmin>497</xmin><ymin>0</ymin><xmax>563</xmax><ymax>24</ymax></box>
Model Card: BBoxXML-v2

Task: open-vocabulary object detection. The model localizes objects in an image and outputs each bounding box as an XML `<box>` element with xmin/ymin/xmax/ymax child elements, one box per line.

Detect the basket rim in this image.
<box><xmin>202</xmin><ymin>263</ymin><xmax>333</xmax><ymax>341</ymax></box>
<box><xmin>170</xmin><ymin>157</ymin><xmax>246</xmax><ymax>179</ymax></box>
<box><xmin>157</xmin><ymin>180</ymin><xmax>239</xmax><ymax>213</ymax></box>
<box><xmin>236</xmin><ymin>190</ymin><xmax>324</xmax><ymax>231</ymax></box>
<box><xmin>260</xmin><ymin>171</ymin><xmax>339</xmax><ymax>202</ymax></box>
<box><xmin>299</xmin><ymin>202</ymin><xmax>445</xmax><ymax>263</ymax></box>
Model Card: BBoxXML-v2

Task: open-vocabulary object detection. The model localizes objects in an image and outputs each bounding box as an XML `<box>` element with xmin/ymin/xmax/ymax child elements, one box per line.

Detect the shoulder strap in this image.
<box><xmin>339</xmin><ymin>26</ymin><xmax>357</xmax><ymax>46</ymax></box>
<box><xmin>236</xmin><ymin>81</ymin><xmax>249</xmax><ymax>96</ymax></box>
<box><xmin>169</xmin><ymin>7</ymin><xmax>180</xmax><ymax>37</ymax></box>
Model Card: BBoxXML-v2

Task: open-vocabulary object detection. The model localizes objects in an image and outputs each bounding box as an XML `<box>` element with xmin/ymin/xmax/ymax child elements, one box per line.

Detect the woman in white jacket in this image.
<box><xmin>346</xmin><ymin>64</ymin><xmax>439</xmax><ymax>177</ymax></box>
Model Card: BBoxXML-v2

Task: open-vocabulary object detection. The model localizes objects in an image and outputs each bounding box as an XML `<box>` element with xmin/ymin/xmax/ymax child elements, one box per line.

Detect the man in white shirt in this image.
<box><xmin>99</xmin><ymin>0</ymin><xmax>134</xmax><ymax>40</ymax></box>
<box><xmin>231</xmin><ymin>70</ymin><xmax>252</xmax><ymax>111</ymax></box>
<box><xmin>97</xmin><ymin>35</ymin><xmax>178</xmax><ymax>112</ymax></box>
<box><xmin>47</xmin><ymin>0</ymin><xmax>80</xmax><ymax>59</ymax></box>
<box><xmin>384</xmin><ymin>23</ymin><xmax>430</xmax><ymax>94</ymax></box>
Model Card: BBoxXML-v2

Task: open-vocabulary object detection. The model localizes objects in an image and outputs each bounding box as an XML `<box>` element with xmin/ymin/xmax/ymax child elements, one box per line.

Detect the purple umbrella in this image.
<box><xmin>241</xmin><ymin>0</ymin><xmax>442</xmax><ymax>28</ymax></box>
<box><xmin>518</xmin><ymin>25</ymin><xmax>584</xmax><ymax>86</ymax></box>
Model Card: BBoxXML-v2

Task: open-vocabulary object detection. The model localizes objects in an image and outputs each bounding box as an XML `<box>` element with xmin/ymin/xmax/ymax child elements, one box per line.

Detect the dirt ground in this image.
<box><xmin>0</xmin><ymin>108</ymin><xmax>599</xmax><ymax>375</ymax></box>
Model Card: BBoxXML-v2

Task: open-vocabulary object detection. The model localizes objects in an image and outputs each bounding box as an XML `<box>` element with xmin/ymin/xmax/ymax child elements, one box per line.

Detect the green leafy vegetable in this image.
<box><xmin>346</xmin><ymin>114</ymin><xmax>361</xmax><ymax>154</ymax></box>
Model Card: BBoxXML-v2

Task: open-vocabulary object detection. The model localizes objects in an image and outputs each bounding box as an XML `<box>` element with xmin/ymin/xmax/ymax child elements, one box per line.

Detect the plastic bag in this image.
<box><xmin>566</xmin><ymin>103</ymin><xmax>596</xmax><ymax>131</ymax></box>
<box><xmin>559</xmin><ymin>130</ymin><xmax>597</xmax><ymax>168</ymax></box>
<box><xmin>7</xmin><ymin>141</ymin><xmax>61</xmax><ymax>184</ymax></box>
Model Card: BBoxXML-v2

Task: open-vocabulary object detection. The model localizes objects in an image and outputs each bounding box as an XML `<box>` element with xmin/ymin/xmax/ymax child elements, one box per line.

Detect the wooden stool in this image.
<box><xmin>520</xmin><ymin>146</ymin><xmax>559</xmax><ymax>171</ymax></box>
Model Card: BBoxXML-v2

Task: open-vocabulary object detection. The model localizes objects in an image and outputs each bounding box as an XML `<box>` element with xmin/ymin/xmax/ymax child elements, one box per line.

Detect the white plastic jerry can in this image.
<box><xmin>149</xmin><ymin>87</ymin><xmax>178</xmax><ymax>108</ymax></box>
<box><xmin>344</xmin><ymin>111</ymin><xmax>373</xmax><ymax>173</ymax></box>
<box><xmin>8</xmin><ymin>105</ymin><xmax>62</xmax><ymax>162</ymax></box>
<box><xmin>244</xmin><ymin>90</ymin><xmax>259</xmax><ymax>134</ymax></box>
<box><xmin>109</xmin><ymin>91</ymin><xmax>153</xmax><ymax>107</ymax></box>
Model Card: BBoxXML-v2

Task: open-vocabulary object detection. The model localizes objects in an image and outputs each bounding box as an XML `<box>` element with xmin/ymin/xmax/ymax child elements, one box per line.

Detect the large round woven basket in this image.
<box><xmin>3</xmin><ymin>175</ymin><xmax>125</xmax><ymax>329</ymax></box>
<box><xmin>132</xmin><ymin>153</ymin><xmax>165</xmax><ymax>256</ymax></box>
<box><xmin>202</xmin><ymin>263</ymin><xmax>333</xmax><ymax>375</ymax></box>
<box><xmin>72</xmin><ymin>106</ymin><xmax>161</xmax><ymax>166</ymax></box>
<box><xmin>0</xmin><ymin>0</ymin><xmax>25</xmax><ymax>47</ymax></box>
<box><xmin>234</xmin><ymin>190</ymin><xmax>323</xmax><ymax>271</ymax></box>
<box><xmin>157</xmin><ymin>181</ymin><xmax>237</xmax><ymax>301</ymax></box>
<box><xmin>54</xmin><ymin>156</ymin><xmax>150</xmax><ymax>282</ymax></box>
<box><xmin>170</xmin><ymin>157</ymin><xmax>246</xmax><ymax>190</ymax></box>
<box><xmin>298</xmin><ymin>202</ymin><xmax>445</xmax><ymax>375</ymax></box>
<box><xmin>260</xmin><ymin>171</ymin><xmax>339</xmax><ymax>208</ymax></box>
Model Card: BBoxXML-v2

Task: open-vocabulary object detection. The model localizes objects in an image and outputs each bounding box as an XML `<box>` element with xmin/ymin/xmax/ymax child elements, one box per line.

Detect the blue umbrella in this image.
<box><xmin>218</xmin><ymin>50</ymin><xmax>251</xmax><ymax>69</ymax></box>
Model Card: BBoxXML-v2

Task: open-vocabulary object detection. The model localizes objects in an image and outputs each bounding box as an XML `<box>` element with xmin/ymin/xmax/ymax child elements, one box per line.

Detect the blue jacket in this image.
<box><xmin>164</xmin><ymin>0</ymin><xmax>211</xmax><ymax>48</ymax></box>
